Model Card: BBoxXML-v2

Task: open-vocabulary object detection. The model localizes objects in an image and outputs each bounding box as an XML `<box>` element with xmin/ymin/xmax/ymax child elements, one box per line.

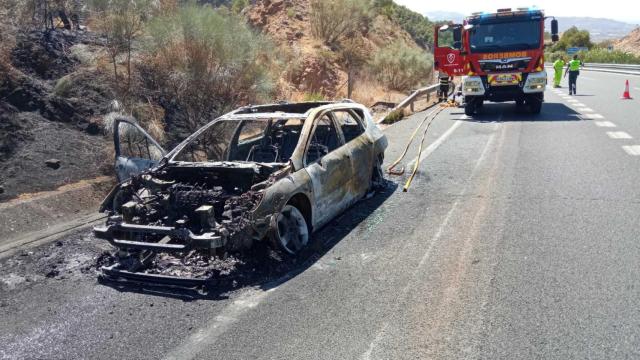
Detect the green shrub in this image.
<box><xmin>143</xmin><ymin>5</ymin><xmax>276</xmax><ymax>138</ymax></box>
<box><xmin>382</xmin><ymin>109</ymin><xmax>404</xmax><ymax>124</ymax></box>
<box><xmin>546</xmin><ymin>49</ymin><xmax>640</xmax><ymax>65</ymax></box>
<box><xmin>53</xmin><ymin>74</ymin><xmax>73</xmax><ymax>97</ymax></box>
<box><xmin>303</xmin><ymin>92</ymin><xmax>325</xmax><ymax>102</ymax></box>
<box><xmin>369</xmin><ymin>41</ymin><xmax>433</xmax><ymax>91</ymax></box>
<box><xmin>310</xmin><ymin>0</ymin><xmax>371</xmax><ymax>46</ymax></box>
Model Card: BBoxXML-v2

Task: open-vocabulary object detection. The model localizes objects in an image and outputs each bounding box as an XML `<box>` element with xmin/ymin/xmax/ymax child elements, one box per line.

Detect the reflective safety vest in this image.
<box><xmin>553</xmin><ymin>59</ymin><xmax>565</xmax><ymax>71</ymax></box>
<box><xmin>569</xmin><ymin>59</ymin><xmax>581</xmax><ymax>71</ymax></box>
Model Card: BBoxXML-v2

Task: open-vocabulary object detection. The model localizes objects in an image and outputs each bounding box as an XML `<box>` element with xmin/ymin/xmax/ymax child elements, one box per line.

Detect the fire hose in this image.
<box><xmin>386</xmin><ymin>101</ymin><xmax>457</xmax><ymax>192</ymax></box>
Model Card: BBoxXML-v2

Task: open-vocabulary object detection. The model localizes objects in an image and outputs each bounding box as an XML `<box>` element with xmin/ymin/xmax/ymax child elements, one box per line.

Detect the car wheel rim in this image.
<box><xmin>276</xmin><ymin>205</ymin><xmax>309</xmax><ymax>254</ymax></box>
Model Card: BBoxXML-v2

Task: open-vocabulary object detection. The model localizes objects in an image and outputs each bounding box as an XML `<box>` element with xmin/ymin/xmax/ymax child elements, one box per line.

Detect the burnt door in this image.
<box><xmin>434</xmin><ymin>24</ymin><xmax>465</xmax><ymax>77</ymax></box>
<box><xmin>331</xmin><ymin>109</ymin><xmax>373</xmax><ymax>199</ymax></box>
<box><xmin>304</xmin><ymin>113</ymin><xmax>354</xmax><ymax>228</ymax></box>
<box><xmin>113</xmin><ymin>117</ymin><xmax>166</xmax><ymax>182</ymax></box>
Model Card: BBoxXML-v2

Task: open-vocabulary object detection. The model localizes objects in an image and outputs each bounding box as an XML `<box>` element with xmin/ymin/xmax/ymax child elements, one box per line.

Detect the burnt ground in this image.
<box><xmin>0</xmin><ymin>29</ymin><xmax>115</xmax><ymax>201</ymax></box>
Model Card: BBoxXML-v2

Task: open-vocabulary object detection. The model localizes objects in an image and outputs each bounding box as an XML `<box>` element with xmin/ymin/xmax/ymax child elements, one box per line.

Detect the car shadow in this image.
<box><xmin>100</xmin><ymin>181</ymin><xmax>398</xmax><ymax>301</ymax></box>
<box><xmin>450</xmin><ymin>102</ymin><xmax>584</xmax><ymax>123</ymax></box>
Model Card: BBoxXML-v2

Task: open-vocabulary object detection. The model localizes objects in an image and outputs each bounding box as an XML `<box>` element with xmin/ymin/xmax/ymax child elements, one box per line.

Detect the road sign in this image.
<box><xmin>567</xmin><ymin>47</ymin><xmax>589</xmax><ymax>55</ymax></box>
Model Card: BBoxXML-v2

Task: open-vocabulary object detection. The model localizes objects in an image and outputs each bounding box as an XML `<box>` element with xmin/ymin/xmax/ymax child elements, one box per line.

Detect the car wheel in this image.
<box><xmin>272</xmin><ymin>205</ymin><xmax>309</xmax><ymax>255</ymax></box>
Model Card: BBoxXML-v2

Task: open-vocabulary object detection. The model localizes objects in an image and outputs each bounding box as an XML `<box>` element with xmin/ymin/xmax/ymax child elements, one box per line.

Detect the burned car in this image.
<box><xmin>94</xmin><ymin>101</ymin><xmax>387</xmax><ymax>286</ymax></box>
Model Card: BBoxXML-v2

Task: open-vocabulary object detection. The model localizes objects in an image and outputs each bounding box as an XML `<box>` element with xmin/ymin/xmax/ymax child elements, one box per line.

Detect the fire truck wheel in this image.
<box><xmin>464</xmin><ymin>101</ymin><xmax>475</xmax><ymax>116</ymax></box>
<box><xmin>527</xmin><ymin>95</ymin><xmax>542</xmax><ymax>114</ymax></box>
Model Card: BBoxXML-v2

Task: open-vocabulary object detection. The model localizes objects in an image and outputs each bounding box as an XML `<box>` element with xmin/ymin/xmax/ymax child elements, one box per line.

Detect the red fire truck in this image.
<box><xmin>434</xmin><ymin>8</ymin><xmax>559</xmax><ymax>116</ymax></box>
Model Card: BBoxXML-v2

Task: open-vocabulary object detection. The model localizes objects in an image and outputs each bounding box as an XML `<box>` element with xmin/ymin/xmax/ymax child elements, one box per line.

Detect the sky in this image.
<box><xmin>395</xmin><ymin>0</ymin><xmax>640</xmax><ymax>24</ymax></box>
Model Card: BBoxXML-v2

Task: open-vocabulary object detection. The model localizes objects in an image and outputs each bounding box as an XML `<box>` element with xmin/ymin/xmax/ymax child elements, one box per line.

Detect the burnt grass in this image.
<box><xmin>0</xmin><ymin>29</ymin><xmax>115</xmax><ymax>201</ymax></box>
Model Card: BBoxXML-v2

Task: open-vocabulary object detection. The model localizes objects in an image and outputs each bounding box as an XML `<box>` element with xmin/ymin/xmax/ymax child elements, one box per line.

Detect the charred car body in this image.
<box><xmin>94</xmin><ymin>101</ymin><xmax>387</xmax><ymax>286</ymax></box>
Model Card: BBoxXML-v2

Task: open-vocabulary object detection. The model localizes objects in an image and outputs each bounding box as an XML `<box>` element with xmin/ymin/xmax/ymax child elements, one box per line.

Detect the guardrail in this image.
<box><xmin>585</xmin><ymin>63</ymin><xmax>640</xmax><ymax>70</ymax></box>
<box><xmin>390</xmin><ymin>83</ymin><xmax>440</xmax><ymax>114</ymax></box>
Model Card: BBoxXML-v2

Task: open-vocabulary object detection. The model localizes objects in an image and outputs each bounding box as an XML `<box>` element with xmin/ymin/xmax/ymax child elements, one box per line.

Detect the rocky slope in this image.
<box><xmin>615</xmin><ymin>27</ymin><xmax>640</xmax><ymax>56</ymax></box>
<box><xmin>246</xmin><ymin>0</ymin><xmax>430</xmax><ymax>103</ymax></box>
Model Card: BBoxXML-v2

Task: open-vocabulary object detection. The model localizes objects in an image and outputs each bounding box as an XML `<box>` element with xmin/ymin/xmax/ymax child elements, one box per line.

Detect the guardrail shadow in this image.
<box><xmin>101</xmin><ymin>181</ymin><xmax>398</xmax><ymax>301</ymax></box>
<box><xmin>450</xmin><ymin>102</ymin><xmax>585</xmax><ymax>123</ymax></box>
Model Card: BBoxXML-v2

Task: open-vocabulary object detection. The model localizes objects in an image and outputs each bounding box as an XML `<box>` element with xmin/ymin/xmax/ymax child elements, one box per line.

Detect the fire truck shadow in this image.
<box><xmin>451</xmin><ymin>102</ymin><xmax>584</xmax><ymax>123</ymax></box>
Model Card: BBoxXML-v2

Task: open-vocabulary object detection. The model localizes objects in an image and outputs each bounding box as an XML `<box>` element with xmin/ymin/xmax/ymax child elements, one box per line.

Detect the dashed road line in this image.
<box><xmin>567</xmin><ymin>99</ymin><xmax>580</xmax><ymax>103</ymax></box>
<box><xmin>582</xmin><ymin>113</ymin><xmax>605</xmax><ymax>120</ymax></box>
<box><xmin>622</xmin><ymin>145</ymin><xmax>640</xmax><ymax>156</ymax></box>
<box><xmin>576</xmin><ymin>107</ymin><xmax>594</xmax><ymax>112</ymax></box>
<box><xmin>607</xmin><ymin>131</ymin><xmax>633</xmax><ymax>139</ymax></box>
<box><xmin>594</xmin><ymin>121</ymin><xmax>617</xmax><ymax>127</ymax></box>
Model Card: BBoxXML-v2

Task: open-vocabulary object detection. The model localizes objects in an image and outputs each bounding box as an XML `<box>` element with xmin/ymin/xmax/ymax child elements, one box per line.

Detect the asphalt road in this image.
<box><xmin>2</xmin><ymin>70</ymin><xmax>640</xmax><ymax>359</ymax></box>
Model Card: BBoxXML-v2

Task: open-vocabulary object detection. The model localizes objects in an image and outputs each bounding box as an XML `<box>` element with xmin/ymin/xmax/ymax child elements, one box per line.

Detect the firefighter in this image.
<box><xmin>565</xmin><ymin>55</ymin><xmax>582</xmax><ymax>95</ymax></box>
<box><xmin>553</xmin><ymin>57</ymin><xmax>565</xmax><ymax>88</ymax></box>
<box><xmin>438</xmin><ymin>72</ymin><xmax>452</xmax><ymax>101</ymax></box>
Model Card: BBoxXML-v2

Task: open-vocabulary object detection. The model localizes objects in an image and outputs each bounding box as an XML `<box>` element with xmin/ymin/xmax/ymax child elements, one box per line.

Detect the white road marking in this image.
<box><xmin>164</xmin><ymin>288</ymin><xmax>277</xmax><ymax>360</ymax></box>
<box><xmin>567</xmin><ymin>99</ymin><xmax>580</xmax><ymax>103</ymax></box>
<box><xmin>622</xmin><ymin>145</ymin><xmax>640</xmax><ymax>156</ymax></box>
<box><xmin>576</xmin><ymin>107</ymin><xmax>594</xmax><ymax>113</ymax></box>
<box><xmin>582</xmin><ymin>113</ymin><xmax>605</xmax><ymax>120</ymax></box>
<box><xmin>572</xmin><ymin>103</ymin><xmax>586</xmax><ymax>107</ymax></box>
<box><xmin>594</xmin><ymin>121</ymin><xmax>617</xmax><ymax>127</ymax></box>
<box><xmin>635</xmin><ymin>87</ymin><xmax>640</xmax><ymax>91</ymax></box>
<box><xmin>607</xmin><ymin>131</ymin><xmax>633</xmax><ymax>139</ymax></box>
<box><xmin>361</xmin><ymin>123</ymin><xmax>502</xmax><ymax>360</ymax></box>
<box><xmin>407</xmin><ymin>120</ymin><xmax>463</xmax><ymax>168</ymax></box>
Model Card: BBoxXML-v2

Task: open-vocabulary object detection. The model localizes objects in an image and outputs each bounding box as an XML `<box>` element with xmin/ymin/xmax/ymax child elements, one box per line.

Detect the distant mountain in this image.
<box><xmin>548</xmin><ymin>17</ymin><xmax>638</xmax><ymax>41</ymax></box>
<box><xmin>424</xmin><ymin>11</ymin><xmax>464</xmax><ymax>23</ymax></box>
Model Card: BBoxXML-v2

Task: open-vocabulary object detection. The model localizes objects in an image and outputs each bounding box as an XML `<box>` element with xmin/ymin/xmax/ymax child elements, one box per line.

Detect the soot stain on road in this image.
<box><xmin>0</xmin><ymin>181</ymin><xmax>397</xmax><ymax>301</ymax></box>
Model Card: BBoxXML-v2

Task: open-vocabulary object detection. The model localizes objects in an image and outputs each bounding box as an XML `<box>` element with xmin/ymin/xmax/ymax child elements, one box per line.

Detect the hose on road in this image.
<box><xmin>386</xmin><ymin>101</ymin><xmax>457</xmax><ymax>192</ymax></box>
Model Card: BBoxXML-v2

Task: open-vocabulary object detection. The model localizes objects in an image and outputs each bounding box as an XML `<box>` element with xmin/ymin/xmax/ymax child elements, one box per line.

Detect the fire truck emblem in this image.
<box><xmin>447</xmin><ymin>53</ymin><xmax>456</xmax><ymax>64</ymax></box>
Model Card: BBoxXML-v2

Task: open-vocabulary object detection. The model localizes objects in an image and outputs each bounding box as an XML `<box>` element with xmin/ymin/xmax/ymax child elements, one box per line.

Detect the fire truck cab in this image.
<box><xmin>435</xmin><ymin>8</ymin><xmax>559</xmax><ymax>116</ymax></box>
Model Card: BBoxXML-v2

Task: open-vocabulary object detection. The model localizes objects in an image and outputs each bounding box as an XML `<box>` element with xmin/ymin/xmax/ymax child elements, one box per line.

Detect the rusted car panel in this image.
<box><xmin>95</xmin><ymin>101</ymin><xmax>387</xmax><ymax>285</ymax></box>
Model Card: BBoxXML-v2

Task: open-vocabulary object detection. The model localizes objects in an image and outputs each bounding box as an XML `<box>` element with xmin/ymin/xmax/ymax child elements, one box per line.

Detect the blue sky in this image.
<box><xmin>395</xmin><ymin>1</ymin><xmax>640</xmax><ymax>24</ymax></box>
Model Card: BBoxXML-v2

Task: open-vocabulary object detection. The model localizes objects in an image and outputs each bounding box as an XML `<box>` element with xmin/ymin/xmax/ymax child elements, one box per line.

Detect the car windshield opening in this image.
<box><xmin>172</xmin><ymin>118</ymin><xmax>305</xmax><ymax>164</ymax></box>
<box><xmin>469</xmin><ymin>20</ymin><xmax>541</xmax><ymax>53</ymax></box>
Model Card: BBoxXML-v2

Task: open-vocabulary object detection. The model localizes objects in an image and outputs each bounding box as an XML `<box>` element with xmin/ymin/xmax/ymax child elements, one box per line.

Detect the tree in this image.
<box><xmin>91</xmin><ymin>0</ymin><xmax>147</xmax><ymax>92</ymax></box>
<box><xmin>553</xmin><ymin>26</ymin><xmax>593</xmax><ymax>51</ymax></box>
<box><xmin>309</xmin><ymin>0</ymin><xmax>371</xmax><ymax>47</ymax></box>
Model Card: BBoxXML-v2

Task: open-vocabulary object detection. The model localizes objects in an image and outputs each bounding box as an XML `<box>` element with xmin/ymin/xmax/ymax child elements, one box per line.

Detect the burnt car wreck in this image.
<box><xmin>94</xmin><ymin>101</ymin><xmax>388</xmax><ymax>289</ymax></box>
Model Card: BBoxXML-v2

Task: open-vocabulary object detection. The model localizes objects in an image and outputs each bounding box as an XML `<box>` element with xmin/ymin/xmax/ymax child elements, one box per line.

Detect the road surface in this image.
<box><xmin>2</xmin><ymin>70</ymin><xmax>640</xmax><ymax>359</ymax></box>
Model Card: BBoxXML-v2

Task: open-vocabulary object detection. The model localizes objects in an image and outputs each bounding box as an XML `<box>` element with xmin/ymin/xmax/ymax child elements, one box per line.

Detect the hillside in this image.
<box><xmin>615</xmin><ymin>28</ymin><xmax>640</xmax><ymax>56</ymax></box>
<box><xmin>0</xmin><ymin>0</ymin><xmax>435</xmax><ymax>201</ymax></box>
<box><xmin>246</xmin><ymin>0</ymin><xmax>432</xmax><ymax>104</ymax></box>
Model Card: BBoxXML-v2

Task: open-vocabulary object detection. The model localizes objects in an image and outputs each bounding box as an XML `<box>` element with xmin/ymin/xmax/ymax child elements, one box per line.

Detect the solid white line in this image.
<box><xmin>164</xmin><ymin>288</ymin><xmax>276</xmax><ymax>360</ymax></box>
<box><xmin>407</xmin><ymin>120</ymin><xmax>463</xmax><ymax>168</ymax></box>
<box><xmin>595</xmin><ymin>121</ymin><xmax>617</xmax><ymax>127</ymax></box>
<box><xmin>622</xmin><ymin>145</ymin><xmax>640</xmax><ymax>156</ymax></box>
<box><xmin>607</xmin><ymin>131</ymin><xmax>633</xmax><ymax>139</ymax></box>
<box><xmin>583</xmin><ymin>113</ymin><xmax>605</xmax><ymax>120</ymax></box>
<box><xmin>576</xmin><ymin>107</ymin><xmax>594</xmax><ymax>113</ymax></box>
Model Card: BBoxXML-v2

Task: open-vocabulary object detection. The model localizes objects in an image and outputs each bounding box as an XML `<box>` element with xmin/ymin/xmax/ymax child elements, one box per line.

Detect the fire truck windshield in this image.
<box><xmin>469</xmin><ymin>20</ymin><xmax>541</xmax><ymax>53</ymax></box>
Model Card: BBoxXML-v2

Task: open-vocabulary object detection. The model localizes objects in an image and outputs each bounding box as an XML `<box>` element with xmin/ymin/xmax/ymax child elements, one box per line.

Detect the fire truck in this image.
<box><xmin>434</xmin><ymin>8</ymin><xmax>559</xmax><ymax>116</ymax></box>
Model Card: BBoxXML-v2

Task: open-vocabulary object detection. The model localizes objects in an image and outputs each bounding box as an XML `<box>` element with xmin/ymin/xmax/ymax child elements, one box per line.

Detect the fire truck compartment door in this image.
<box><xmin>434</xmin><ymin>24</ymin><xmax>465</xmax><ymax>77</ymax></box>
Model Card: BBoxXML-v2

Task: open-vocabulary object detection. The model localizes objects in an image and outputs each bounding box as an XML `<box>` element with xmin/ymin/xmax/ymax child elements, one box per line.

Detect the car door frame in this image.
<box><xmin>329</xmin><ymin>108</ymin><xmax>375</xmax><ymax>199</ymax></box>
<box><xmin>113</xmin><ymin>117</ymin><xmax>166</xmax><ymax>183</ymax></box>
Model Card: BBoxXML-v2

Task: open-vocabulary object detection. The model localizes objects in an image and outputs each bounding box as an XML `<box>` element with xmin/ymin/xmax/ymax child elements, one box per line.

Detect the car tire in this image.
<box><xmin>270</xmin><ymin>204</ymin><xmax>310</xmax><ymax>255</ymax></box>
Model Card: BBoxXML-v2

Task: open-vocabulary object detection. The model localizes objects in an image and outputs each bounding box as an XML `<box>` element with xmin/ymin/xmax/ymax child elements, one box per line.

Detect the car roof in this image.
<box><xmin>231</xmin><ymin>101</ymin><xmax>359</xmax><ymax>116</ymax></box>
